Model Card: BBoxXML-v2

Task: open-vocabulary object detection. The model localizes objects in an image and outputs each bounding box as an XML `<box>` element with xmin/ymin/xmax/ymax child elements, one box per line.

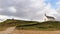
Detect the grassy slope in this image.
<box><xmin>0</xmin><ymin>19</ymin><xmax>38</xmax><ymax>31</ymax></box>
<box><xmin>16</xmin><ymin>21</ymin><xmax>60</xmax><ymax>31</ymax></box>
<box><xmin>0</xmin><ymin>19</ymin><xmax>60</xmax><ymax>31</ymax></box>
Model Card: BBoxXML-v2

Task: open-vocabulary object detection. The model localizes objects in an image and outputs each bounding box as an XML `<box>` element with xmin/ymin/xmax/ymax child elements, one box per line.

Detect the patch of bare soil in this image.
<box><xmin>12</xmin><ymin>30</ymin><xmax>60</xmax><ymax>34</ymax></box>
<box><xmin>0</xmin><ymin>27</ymin><xmax>15</xmax><ymax>34</ymax></box>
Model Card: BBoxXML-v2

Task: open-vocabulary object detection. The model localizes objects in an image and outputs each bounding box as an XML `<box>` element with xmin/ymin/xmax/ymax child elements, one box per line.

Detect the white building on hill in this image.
<box><xmin>44</xmin><ymin>14</ymin><xmax>55</xmax><ymax>21</ymax></box>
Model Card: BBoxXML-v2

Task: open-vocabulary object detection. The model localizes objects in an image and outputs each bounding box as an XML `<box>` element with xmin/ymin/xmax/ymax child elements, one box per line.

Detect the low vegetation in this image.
<box><xmin>0</xmin><ymin>19</ymin><xmax>60</xmax><ymax>31</ymax></box>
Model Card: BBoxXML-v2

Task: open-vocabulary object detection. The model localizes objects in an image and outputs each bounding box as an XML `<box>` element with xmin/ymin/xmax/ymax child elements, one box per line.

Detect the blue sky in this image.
<box><xmin>45</xmin><ymin>0</ymin><xmax>60</xmax><ymax>9</ymax></box>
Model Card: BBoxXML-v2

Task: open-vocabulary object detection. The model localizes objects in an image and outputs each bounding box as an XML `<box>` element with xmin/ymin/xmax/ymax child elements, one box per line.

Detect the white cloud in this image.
<box><xmin>36</xmin><ymin>3</ymin><xmax>57</xmax><ymax>18</ymax></box>
<box><xmin>0</xmin><ymin>15</ymin><xmax>11</xmax><ymax>22</ymax></box>
<box><xmin>0</xmin><ymin>15</ymin><xmax>31</xmax><ymax>22</ymax></box>
<box><xmin>0</xmin><ymin>8</ymin><xmax>3</xmax><ymax>11</ymax></box>
<box><xmin>43</xmin><ymin>3</ymin><xmax>58</xmax><ymax>16</ymax></box>
<box><xmin>56</xmin><ymin>1</ymin><xmax>60</xmax><ymax>8</ymax></box>
<box><xmin>56</xmin><ymin>7</ymin><xmax>60</xmax><ymax>14</ymax></box>
<box><xmin>0</xmin><ymin>15</ymin><xmax>11</xmax><ymax>19</ymax></box>
<box><xmin>56</xmin><ymin>1</ymin><xmax>60</xmax><ymax>15</ymax></box>
<box><xmin>56</xmin><ymin>1</ymin><xmax>60</xmax><ymax>13</ymax></box>
<box><xmin>0</xmin><ymin>0</ymin><xmax>60</xmax><ymax>22</ymax></box>
<box><xmin>56</xmin><ymin>1</ymin><xmax>60</xmax><ymax>5</ymax></box>
<box><xmin>8</xmin><ymin>6</ymin><xmax>16</xmax><ymax>13</ymax></box>
<box><xmin>29</xmin><ymin>0</ymin><xmax>46</xmax><ymax>8</ymax></box>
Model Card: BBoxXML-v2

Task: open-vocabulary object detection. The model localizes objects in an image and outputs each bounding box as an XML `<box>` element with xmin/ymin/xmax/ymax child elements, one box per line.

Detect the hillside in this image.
<box><xmin>0</xmin><ymin>19</ymin><xmax>38</xmax><ymax>31</ymax></box>
<box><xmin>0</xmin><ymin>19</ymin><xmax>60</xmax><ymax>31</ymax></box>
<box><xmin>16</xmin><ymin>21</ymin><xmax>60</xmax><ymax>31</ymax></box>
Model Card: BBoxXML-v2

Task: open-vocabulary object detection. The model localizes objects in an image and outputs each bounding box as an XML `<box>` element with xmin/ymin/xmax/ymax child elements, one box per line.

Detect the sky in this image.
<box><xmin>0</xmin><ymin>0</ymin><xmax>60</xmax><ymax>22</ymax></box>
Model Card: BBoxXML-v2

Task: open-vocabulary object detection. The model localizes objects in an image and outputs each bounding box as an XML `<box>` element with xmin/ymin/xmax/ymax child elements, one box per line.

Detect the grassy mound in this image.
<box><xmin>0</xmin><ymin>19</ymin><xmax>38</xmax><ymax>31</ymax></box>
<box><xmin>16</xmin><ymin>21</ymin><xmax>60</xmax><ymax>31</ymax></box>
<box><xmin>0</xmin><ymin>19</ymin><xmax>60</xmax><ymax>31</ymax></box>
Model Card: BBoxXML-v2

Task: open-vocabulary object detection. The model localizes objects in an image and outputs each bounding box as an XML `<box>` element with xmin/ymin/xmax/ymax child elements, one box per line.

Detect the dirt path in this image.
<box><xmin>12</xmin><ymin>30</ymin><xmax>60</xmax><ymax>34</ymax></box>
<box><xmin>0</xmin><ymin>27</ymin><xmax>60</xmax><ymax>34</ymax></box>
<box><xmin>0</xmin><ymin>27</ymin><xmax>16</xmax><ymax>34</ymax></box>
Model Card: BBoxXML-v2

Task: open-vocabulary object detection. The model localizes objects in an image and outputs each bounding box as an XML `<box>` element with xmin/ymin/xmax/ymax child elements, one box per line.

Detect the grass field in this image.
<box><xmin>0</xmin><ymin>19</ymin><xmax>60</xmax><ymax>31</ymax></box>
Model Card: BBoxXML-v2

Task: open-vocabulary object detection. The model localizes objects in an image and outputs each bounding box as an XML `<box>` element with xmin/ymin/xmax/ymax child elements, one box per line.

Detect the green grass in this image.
<box><xmin>0</xmin><ymin>19</ymin><xmax>60</xmax><ymax>31</ymax></box>
<box><xmin>16</xmin><ymin>21</ymin><xmax>60</xmax><ymax>31</ymax></box>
